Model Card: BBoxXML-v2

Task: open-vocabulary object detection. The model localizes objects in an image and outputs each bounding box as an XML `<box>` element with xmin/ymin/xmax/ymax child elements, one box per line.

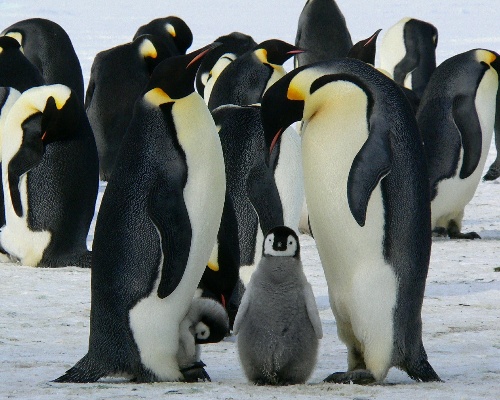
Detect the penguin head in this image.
<box><xmin>135</xmin><ymin>34</ymin><xmax>172</xmax><ymax>75</ymax></box>
<box><xmin>477</xmin><ymin>49</ymin><xmax>500</xmax><ymax>73</ymax></box>
<box><xmin>253</xmin><ymin>39</ymin><xmax>304</xmax><ymax>67</ymax></box>
<box><xmin>143</xmin><ymin>43</ymin><xmax>220</xmax><ymax>103</ymax></box>
<box><xmin>164</xmin><ymin>16</ymin><xmax>193</xmax><ymax>54</ymax></box>
<box><xmin>347</xmin><ymin>29</ymin><xmax>382</xmax><ymax>65</ymax></box>
<box><xmin>0</xmin><ymin>35</ymin><xmax>22</xmax><ymax>53</ymax></box>
<box><xmin>263</xmin><ymin>226</ymin><xmax>300</xmax><ymax>258</ymax></box>
<box><xmin>191</xmin><ymin>298</ymin><xmax>230</xmax><ymax>344</ymax></box>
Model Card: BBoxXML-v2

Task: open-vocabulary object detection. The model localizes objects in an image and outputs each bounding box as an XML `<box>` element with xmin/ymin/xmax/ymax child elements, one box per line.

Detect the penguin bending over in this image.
<box><xmin>0</xmin><ymin>36</ymin><xmax>44</xmax><ymax>92</ymax></box>
<box><xmin>207</xmin><ymin>39</ymin><xmax>303</xmax><ymax>111</ymax></box>
<box><xmin>0</xmin><ymin>84</ymin><xmax>98</xmax><ymax>268</ymax></box>
<box><xmin>417</xmin><ymin>49</ymin><xmax>499</xmax><ymax>239</ymax></box>
<box><xmin>133</xmin><ymin>16</ymin><xmax>193</xmax><ymax>56</ymax></box>
<box><xmin>54</xmin><ymin>44</ymin><xmax>226</xmax><ymax>383</ymax></box>
<box><xmin>261</xmin><ymin>58</ymin><xmax>440</xmax><ymax>384</ymax></box>
<box><xmin>379</xmin><ymin>17</ymin><xmax>438</xmax><ymax>100</ymax></box>
<box><xmin>85</xmin><ymin>34</ymin><xmax>172</xmax><ymax>180</ymax></box>
<box><xmin>2</xmin><ymin>18</ymin><xmax>84</xmax><ymax>103</ymax></box>
<box><xmin>295</xmin><ymin>0</ymin><xmax>353</xmax><ymax>68</ymax></box>
<box><xmin>234</xmin><ymin>226</ymin><xmax>322</xmax><ymax>385</ymax></box>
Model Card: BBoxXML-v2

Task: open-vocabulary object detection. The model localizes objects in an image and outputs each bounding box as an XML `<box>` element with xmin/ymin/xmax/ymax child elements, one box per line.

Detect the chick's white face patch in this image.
<box><xmin>264</xmin><ymin>233</ymin><xmax>298</xmax><ymax>257</ymax></box>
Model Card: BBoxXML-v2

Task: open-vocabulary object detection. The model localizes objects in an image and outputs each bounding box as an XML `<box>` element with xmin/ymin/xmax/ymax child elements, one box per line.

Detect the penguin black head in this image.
<box><xmin>254</xmin><ymin>39</ymin><xmax>305</xmax><ymax>66</ymax></box>
<box><xmin>144</xmin><ymin>43</ymin><xmax>220</xmax><ymax>101</ymax></box>
<box><xmin>193</xmin><ymin>298</ymin><xmax>230</xmax><ymax>344</ymax></box>
<box><xmin>347</xmin><ymin>29</ymin><xmax>382</xmax><ymax>65</ymax></box>
<box><xmin>263</xmin><ymin>226</ymin><xmax>300</xmax><ymax>258</ymax></box>
<box><xmin>261</xmin><ymin>67</ymin><xmax>306</xmax><ymax>163</ymax></box>
<box><xmin>0</xmin><ymin>35</ymin><xmax>22</xmax><ymax>52</ymax></box>
<box><xmin>134</xmin><ymin>34</ymin><xmax>172</xmax><ymax>75</ymax></box>
<box><xmin>134</xmin><ymin>16</ymin><xmax>193</xmax><ymax>55</ymax></box>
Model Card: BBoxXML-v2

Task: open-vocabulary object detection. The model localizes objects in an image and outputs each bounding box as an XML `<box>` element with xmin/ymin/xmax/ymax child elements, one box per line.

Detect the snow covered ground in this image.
<box><xmin>0</xmin><ymin>0</ymin><xmax>499</xmax><ymax>399</ymax></box>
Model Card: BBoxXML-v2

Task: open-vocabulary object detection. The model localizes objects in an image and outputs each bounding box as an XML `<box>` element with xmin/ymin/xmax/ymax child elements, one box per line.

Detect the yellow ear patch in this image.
<box><xmin>139</xmin><ymin>39</ymin><xmax>157</xmax><ymax>59</ymax></box>
<box><xmin>166</xmin><ymin>23</ymin><xmax>176</xmax><ymax>38</ymax></box>
<box><xmin>0</xmin><ymin>48</ymin><xmax>3</xmax><ymax>55</ymax></box>
<box><xmin>254</xmin><ymin>48</ymin><xmax>268</xmax><ymax>64</ymax></box>
<box><xmin>144</xmin><ymin>88</ymin><xmax>172</xmax><ymax>106</ymax></box>
<box><xmin>287</xmin><ymin>83</ymin><xmax>305</xmax><ymax>101</ymax></box>
<box><xmin>207</xmin><ymin>262</ymin><xmax>219</xmax><ymax>272</ymax></box>
<box><xmin>4</xmin><ymin>31</ymin><xmax>23</xmax><ymax>53</ymax></box>
<box><xmin>476</xmin><ymin>49</ymin><xmax>496</xmax><ymax>65</ymax></box>
<box><xmin>207</xmin><ymin>244</ymin><xmax>219</xmax><ymax>271</ymax></box>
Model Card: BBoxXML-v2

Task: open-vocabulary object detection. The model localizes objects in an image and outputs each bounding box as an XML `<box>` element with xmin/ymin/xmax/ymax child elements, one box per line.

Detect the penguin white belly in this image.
<box><xmin>431</xmin><ymin>68</ymin><xmax>498</xmax><ymax>229</ymax></box>
<box><xmin>203</xmin><ymin>53</ymin><xmax>237</xmax><ymax>104</ymax></box>
<box><xmin>301</xmin><ymin>85</ymin><xmax>396</xmax><ymax>375</ymax></box>
<box><xmin>379</xmin><ymin>17</ymin><xmax>410</xmax><ymax>80</ymax></box>
<box><xmin>263</xmin><ymin>66</ymin><xmax>286</xmax><ymax>95</ymax></box>
<box><xmin>129</xmin><ymin>93</ymin><xmax>225</xmax><ymax>380</ymax></box>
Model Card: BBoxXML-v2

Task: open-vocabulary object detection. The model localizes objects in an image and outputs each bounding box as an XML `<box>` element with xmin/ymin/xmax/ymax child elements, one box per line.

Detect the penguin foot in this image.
<box><xmin>323</xmin><ymin>369</ymin><xmax>376</xmax><ymax>385</ymax></box>
<box><xmin>448</xmin><ymin>231</ymin><xmax>481</xmax><ymax>240</ymax></box>
<box><xmin>483</xmin><ymin>167</ymin><xmax>500</xmax><ymax>181</ymax></box>
<box><xmin>432</xmin><ymin>227</ymin><xmax>448</xmax><ymax>237</ymax></box>
<box><xmin>180</xmin><ymin>361</ymin><xmax>211</xmax><ymax>382</ymax></box>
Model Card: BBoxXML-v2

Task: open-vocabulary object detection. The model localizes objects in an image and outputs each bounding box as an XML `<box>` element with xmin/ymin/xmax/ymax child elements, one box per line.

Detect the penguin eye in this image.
<box><xmin>289</xmin><ymin>240</ymin><xmax>293</xmax><ymax>245</ymax></box>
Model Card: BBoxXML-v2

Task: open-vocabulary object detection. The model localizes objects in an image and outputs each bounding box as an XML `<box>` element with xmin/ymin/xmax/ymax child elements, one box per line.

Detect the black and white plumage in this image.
<box><xmin>54</xmin><ymin>44</ymin><xmax>225</xmax><ymax>383</ymax></box>
<box><xmin>2</xmin><ymin>18</ymin><xmax>84</xmax><ymax>103</ymax></box>
<box><xmin>0</xmin><ymin>84</ymin><xmax>99</xmax><ymax>268</ymax></box>
<box><xmin>234</xmin><ymin>226</ymin><xmax>322</xmax><ymax>385</ymax></box>
<box><xmin>417</xmin><ymin>49</ymin><xmax>499</xmax><ymax>239</ymax></box>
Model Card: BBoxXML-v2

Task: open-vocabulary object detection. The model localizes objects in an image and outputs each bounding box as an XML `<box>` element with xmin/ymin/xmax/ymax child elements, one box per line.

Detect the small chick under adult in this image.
<box><xmin>233</xmin><ymin>226</ymin><xmax>322</xmax><ymax>385</ymax></box>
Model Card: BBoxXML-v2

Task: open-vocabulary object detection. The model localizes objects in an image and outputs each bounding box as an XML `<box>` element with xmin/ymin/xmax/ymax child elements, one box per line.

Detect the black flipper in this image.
<box><xmin>452</xmin><ymin>94</ymin><xmax>483</xmax><ymax>180</ymax></box>
<box><xmin>347</xmin><ymin>113</ymin><xmax>392</xmax><ymax>227</ymax></box>
<box><xmin>247</xmin><ymin>161</ymin><xmax>284</xmax><ymax>234</ymax></box>
<box><xmin>7</xmin><ymin>114</ymin><xmax>44</xmax><ymax>217</ymax></box>
<box><xmin>53</xmin><ymin>354</ymin><xmax>106</xmax><ymax>383</ymax></box>
<box><xmin>147</xmin><ymin>178</ymin><xmax>192</xmax><ymax>299</ymax></box>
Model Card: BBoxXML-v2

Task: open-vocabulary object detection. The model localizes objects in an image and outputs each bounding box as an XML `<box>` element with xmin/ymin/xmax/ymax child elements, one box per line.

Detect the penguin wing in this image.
<box><xmin>147</xmin><ymin>177</ymin><xmax>192</xmax><ymax>299</ymax></box>
<box><xmin>347</xmin><ymin>113</ymin><xmax>392</xmax><ymax>227</ymax></box>
<box><xmin>232</xmin><ymin>280</ymin><xmax>253</xmax><ymax>335</ymax></box>
<box><xmin>303</xmin><ymin>282</ymin><xmax>323</xmax><ymax>339</ymax></box>
<box><xmin>247</xmin><ymin>162</ymin><xmax>284</xmax><ymax>234</ymax></box>
<box><xmin>452</xmin><ymin>94</ymin><xmax>483</xmax><ymax>179</ymax></box>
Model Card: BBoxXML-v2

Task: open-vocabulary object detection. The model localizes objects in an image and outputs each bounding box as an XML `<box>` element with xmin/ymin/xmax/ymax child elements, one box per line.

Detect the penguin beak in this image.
<box><xmin>287</xmin><ymin>48</ymin><xmax>306</xmax><ymax>56</ymax></box>
<box><xmin>347</xmin><ymin>29</ymin><xmax>382</xmax><ymax>65</ymax></box>
<box><xmin>261</xmin><ymin>68</ymin><xmax>305</xmax><ymax>165</ymax></box>
<box><xmin>186</xmin><ymin>42</ymin><xmax>222</xmax><ymax>70</ymax></box>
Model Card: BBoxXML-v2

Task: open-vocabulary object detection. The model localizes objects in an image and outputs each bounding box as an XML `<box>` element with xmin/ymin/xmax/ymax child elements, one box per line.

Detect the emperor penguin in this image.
<box><xmin>482</xmin><ymin>93</ymin><xmax>500</xmax><ymax>181</ymax></box>
<box><xmin>54</xmin><ymin>44</ymin><xmax>226</xmax><ymax>383</ymax></box>
<box><xmin>0</xmin><ymin>36</ymin><xmax>44</xmax><ymax>92</ymax></box>
<box><xmin>133</xmin><ymin>16</ymin><xmax>193</xmax><ymax>56</ymax></box>
<box><xmin>417</xmin><ymin>49</ymin><xmax>500</xmax><ymax>239</ymax></box>
<box><xmin>379</xmin><ymin>17</ymin><xmax>438</xmax><ymax>100</ymax></box>
<box><xmin>177</xmin><ymin>297</ymin><xmax>230</xmax><ymax>382</ymax></box>
<box><xmin>234</xmin><ymin>226</ymin><xmax>323</xmax><ymax>385</ymax></box>
<box><xmin>1</xmin><ymin>18</ymin><xmax>84</xmax><ymax>103</ymax></box>
<box><xmin>212</xmin><ymin>104</ymin><xmax>303</xmax><ymax>285</ymax></box>
<box><xmin>260</xmin><ymin>58</ymin><xmax>441</xmax><ymax>384</ymax></box>
<box><xmin>0</xmin><ymin>84</ymin><xmax>99</xmax><ymax>268</ymax></box>
<box><xmin>85</xmin><ymin>34</ymin><xmax>171</xmax><ymax>181</ymax></box>
<box><xmin>295</xmin><ymin>0</ymin><xmax>353</xmax><ymax>68</ymax></box>
<box><xmin>207</xmin><ymin>39</ymin><xmax>303</xmax><ymax>111</ymax></box>
<box><xmin>195</xmin><ymin>32</ymin><xmax>257</xmax><ymax>103</ymax></box>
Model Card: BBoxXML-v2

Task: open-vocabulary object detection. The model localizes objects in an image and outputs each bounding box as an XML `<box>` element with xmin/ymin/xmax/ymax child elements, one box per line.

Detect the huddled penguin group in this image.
<box><xmin>1</xmin><ymin>0</ymin><xmax>499</xmax><ymax>388</ymax></box>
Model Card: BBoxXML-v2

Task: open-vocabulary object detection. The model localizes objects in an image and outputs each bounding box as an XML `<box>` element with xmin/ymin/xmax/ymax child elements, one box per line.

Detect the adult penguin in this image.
<box><xmin>133</xmin><ymin>16</ymin><xmax>193</xmax><ymax>56</ymax></box>
<box><xmin>2</xmin><ymin>18</ymin><xmax>84</xmax><ymax>103</ymax></box>
<box><xmin>212</xmin><ymin>104</ymin><xmax>303</xmax><ymax>285</ymax></box>
<box><xmin>295</xmin><ymin>0</ymin><xmax>353</xmax><ymax>68</ymax></box>
<box><xmin>195</xmin><ymin>32</ymin><xmax>257</xmax><ymax>103</ymax></box>
<box><xmin>379</xmin><ymin>17</ymin><xmax>438</xmax><ymax>99</ymax></box>
<box><xmin>207</xmin><ymin>39</ymin><xmax>303</xmax><ymax>111</ymax></box>
<box><xmin>482</xmin><ymin>93</ymin><xmax>500</xmax><ymax>181</ymax></box>
<box><xmin>0</xmin><ymin>84</ymin><xmax>99</xmax><ymax>268</ymax></box>
<box><xmin>0</xmin><ymin>36</ymin><xmax>44</xmax><ymax>92</ymax></box>
<box><xmin>417</xmin><ymin>49</ymin><xmax>499</xmax><ymax>239</ymax></box>
<box><xmin>85</xmin><ymin>34</ymin><xmax>172</xmax><ymax>180</ymax></box>
<box><xmin>260</xmin><ymin>58</ymin><xmax>440</xmax><ymax>384</ymax></box>
<box><xmin>54</xmin><ymin>44</ymin><xmax>226</xmax><ymax>383</ymax></box>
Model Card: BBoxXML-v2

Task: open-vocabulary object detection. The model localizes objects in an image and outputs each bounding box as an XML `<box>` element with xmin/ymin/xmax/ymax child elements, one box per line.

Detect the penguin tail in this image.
<box><xmin>404</xmin><ymin>358</ymin><xmax>442</xmax><ymax>382</ymax></box>
<box><xmin>53</xmin><ymin>355</ymin><xmax>106</xmax><ymax>383</ymax></box>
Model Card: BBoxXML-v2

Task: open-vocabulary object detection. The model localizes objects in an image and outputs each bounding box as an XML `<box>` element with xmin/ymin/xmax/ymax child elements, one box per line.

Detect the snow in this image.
<box><xmin>0</xmin><ymin>0</ymin><xmax>499</xmax><ymax>399</ymax></box>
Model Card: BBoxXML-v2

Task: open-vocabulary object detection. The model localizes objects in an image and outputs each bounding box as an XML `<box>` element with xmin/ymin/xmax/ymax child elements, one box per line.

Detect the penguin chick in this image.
<box><xmin>178</xmin><ymin>297</ymin><xmax>230</xmax><ymax>382</ymax></box>
<box><xmin>233</xmin><ymin>226</ymin><xmax>322</xmax><ymax>385</ymax></box>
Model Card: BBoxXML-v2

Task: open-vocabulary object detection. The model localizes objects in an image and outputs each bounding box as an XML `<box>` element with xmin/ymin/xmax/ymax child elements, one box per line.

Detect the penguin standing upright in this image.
<box><xmin>0</xmin><ymin>84</ymin><xmax>99</xmax><ymax>268</ymax></box>
<box><xmin>207</xmin><ymin>39</ymin><xmax>303</xmax><ymax>111</ymax></box>
<box><xmin>0</xmin><ymin>36</ymin><xmax>44</xmax><ymax>92</ymax></box>
<box><xmin>234</xmin><ymin>226</ymin><xmax>323</xmax><ymax>385</ymax></box>
<box><xmin>261</xmin><ymin>58</ymin><xmax>440</xmax><ymax>384</ymax></box>
<box><xmin>195</xmin><ymin>32</ymin><xmax>257</xmax><ymax>103</ymax></box>
<box><xmin>133</xmin><ymin>16</ymin><xmax>193</xmax><ymax>56</ymax></box>
<box><xmin>417</xmin><ymin>49</ymin><xmax>499</xmax><ymax>239</ymax></box>
<box><xmin>1</xmin><ymin>18</ymin><xmax>84</xmax><ymax>103</ymax></box>
<box><xmin>379</xmin><ymin>17</ymin><xmax>438</xmax><ymax>99</ymax></box>
<box><xmin>85</xmin><ymin>34</ymin><xmax>172</xmax><ymax>180</ymax></box>
<box><xmin>54</xmin><ymin>44</ymin><xmax>226</xmax><ymax>383</ymax></box>
<box><xmin>295</xmin><ymin>0</ymin><xmax>353</xmax><ymax>68</ymax></box>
